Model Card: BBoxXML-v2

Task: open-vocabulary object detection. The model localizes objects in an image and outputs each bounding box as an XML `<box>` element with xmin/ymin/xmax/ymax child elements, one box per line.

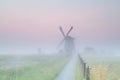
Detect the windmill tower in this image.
<box><xmin>58</xmin><ymin>26</ymin><xmax>75</xmax><ymax>53</ymax></box>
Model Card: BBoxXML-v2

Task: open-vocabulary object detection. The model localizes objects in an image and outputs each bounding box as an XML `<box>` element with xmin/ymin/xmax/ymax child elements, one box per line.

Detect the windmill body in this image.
<box><xmin>64</xmin><ymin>36</ymin><xmax>75</xmax><ymax>53</ymax></box>
<box><xmin>59</xmin><ymin>26</ymin><xmax>75</xmax><ymax>53</ymax></box>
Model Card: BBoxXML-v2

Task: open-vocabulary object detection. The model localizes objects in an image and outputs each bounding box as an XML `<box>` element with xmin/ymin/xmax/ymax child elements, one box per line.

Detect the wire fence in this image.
<box><xmin>78</xmin><ymin>54</ymin><xmax>90</xmax><ymax>80</ymax></box>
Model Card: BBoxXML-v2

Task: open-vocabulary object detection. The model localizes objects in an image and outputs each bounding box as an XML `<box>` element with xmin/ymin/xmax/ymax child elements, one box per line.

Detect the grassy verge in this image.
<box><xmin>0</xmin><ymin>54</ymin><xmax>71</xmax><ymax>80</ymax></box>
<box><xmin>76</xmin><ymin>58</ymin><xmax>84</xmax><ymax>80</ymax></box>
<box><xmin>81</xmin><ymin>56</ymin><xmax>120</xmax><ymax>80</ymax></box>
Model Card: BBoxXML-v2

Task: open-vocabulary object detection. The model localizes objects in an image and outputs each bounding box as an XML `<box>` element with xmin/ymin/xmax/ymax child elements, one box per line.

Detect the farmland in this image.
<box><xmin>0</xmin><ymin>53</ymin><xmax>120</xmax><ymax>80</ymax></box>
<box><xmin>80</xmin><ymin>54</ymin><xmax>120</xmax><ymax>80</ymax></box>
<box><xmin>0</xmin><ymin>54</ymin><xmax>71</xmax><ymax>80</ymax></box>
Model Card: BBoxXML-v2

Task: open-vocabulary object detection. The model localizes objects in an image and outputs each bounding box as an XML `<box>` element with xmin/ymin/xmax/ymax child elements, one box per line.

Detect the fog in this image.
<box><xmin>0</xmin><ymin>0</ymin><xmax>120</xmax><ymax>56</ymax></box>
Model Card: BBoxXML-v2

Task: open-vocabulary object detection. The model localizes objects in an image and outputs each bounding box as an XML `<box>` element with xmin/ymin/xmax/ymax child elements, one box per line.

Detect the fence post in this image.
<box><xmin>86</xmin><ymin>66</ymin><xmax>90</xmax><ymax>80</ymax></box>
<box><xmin>83</xmin><ymin>62</ymin><xmax>86</xmax><ymax>77</ymax></box>
<box><xmin>78</xmin><ymin>54</ymin><xmax>90</xmax><ymax>80</ymax></box>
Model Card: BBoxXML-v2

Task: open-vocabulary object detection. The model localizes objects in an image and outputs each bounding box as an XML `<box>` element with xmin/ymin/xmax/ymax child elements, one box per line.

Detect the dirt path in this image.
<box><xmin>55</xmin><ymin>54</ymin><xmax>78</xmax><ymax>80</ymax></box>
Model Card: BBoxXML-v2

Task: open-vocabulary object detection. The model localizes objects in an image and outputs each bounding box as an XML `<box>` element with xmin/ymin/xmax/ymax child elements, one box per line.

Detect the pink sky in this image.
<box><xmin>0</xmin><ymin>0</ymin><xmax>120</xmax><ymax>54</ymax></box>
<box><xmin>0</xmin><ymin>6</ymin><xmax>120</xmax><ymax>42</ymax></box>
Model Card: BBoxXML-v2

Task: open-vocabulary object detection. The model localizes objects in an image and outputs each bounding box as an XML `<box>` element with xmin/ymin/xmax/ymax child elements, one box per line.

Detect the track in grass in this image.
<box><xmin>55</xmin><ymin>54</ymin><xmax>77</xmax><ymax>80</ymax></box>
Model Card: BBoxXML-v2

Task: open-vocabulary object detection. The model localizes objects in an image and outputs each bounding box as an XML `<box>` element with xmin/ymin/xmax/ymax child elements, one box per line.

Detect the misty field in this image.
<box><xmin>1</xmin><ymin>54</ymin><xmax>120</xmax><ymax>80</ymax></box>
<box><xmin>81</xmin><ymin>55</ymin><xmax>120</xmax><ymax>80</ymax></box>
<box><xmin>0</xmin><ymin>54</ymin><xmax>71</xmax><ymax>80</ymax></box>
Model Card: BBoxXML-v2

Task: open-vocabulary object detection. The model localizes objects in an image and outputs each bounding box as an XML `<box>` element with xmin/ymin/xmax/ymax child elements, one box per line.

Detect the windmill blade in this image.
<box><xmin>66</xmin><ymin>26</ymin><xmax>73</xmax><ymax>36</ymax></box>
<box><xmin>57</xmin><ymin>39</ymin><xmax>65</xmax><ymax>48</ymax></box>
<box><xmin>60</xmin><ymin>26</ymin><xmax>66</xmax><ymax>38</ymax></box>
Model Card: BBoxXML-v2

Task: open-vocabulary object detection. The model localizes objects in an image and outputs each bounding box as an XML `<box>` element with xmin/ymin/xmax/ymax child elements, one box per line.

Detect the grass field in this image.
<box><xmin>1</xmin><ymin>53</ymin><xmax>119</xmax><ymax>80</ymax></box>
<box><xmin>81</xmin><ymin>55</ymin><xmax>120</xmax><ymax>80</ymax></box>
<box><xmin>0</xmin><ymin>54</ymin><xmax>71</xmax><ymax>80</ymax></box>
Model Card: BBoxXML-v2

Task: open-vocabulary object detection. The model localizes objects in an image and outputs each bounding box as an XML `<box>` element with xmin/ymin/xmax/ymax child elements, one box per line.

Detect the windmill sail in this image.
<box><xmin>58</xmin><ymin>26</ymin><xmax>75</xmax><ymax>54</ymax></box>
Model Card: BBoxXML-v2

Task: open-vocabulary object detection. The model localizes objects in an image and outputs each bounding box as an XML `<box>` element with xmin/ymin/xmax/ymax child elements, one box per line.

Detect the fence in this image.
<box><xmin>78</xmin><ymin>54</ymin><xmax>90</xmax><ymax>80</ymax></box>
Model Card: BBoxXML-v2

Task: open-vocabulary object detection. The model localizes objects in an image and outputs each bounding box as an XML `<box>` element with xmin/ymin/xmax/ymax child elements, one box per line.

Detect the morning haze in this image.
<box><xmin>0</xmin><ymin>0</ymin><xmax>120</xmax><ymax>55</ymax></box>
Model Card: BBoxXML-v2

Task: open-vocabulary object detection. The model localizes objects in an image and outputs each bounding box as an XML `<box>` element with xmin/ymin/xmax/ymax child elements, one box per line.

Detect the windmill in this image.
<box><xmin>58</xmin><ymin>26</ymin><xmax>75</xmax><ymax>53</ymax></box>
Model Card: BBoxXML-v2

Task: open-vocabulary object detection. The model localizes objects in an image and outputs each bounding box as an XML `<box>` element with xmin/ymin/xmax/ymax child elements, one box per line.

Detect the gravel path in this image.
<box><xmin>55</xmin><ymin>54</ymin><xmax>78</xmax><ymax>80</ymax></box>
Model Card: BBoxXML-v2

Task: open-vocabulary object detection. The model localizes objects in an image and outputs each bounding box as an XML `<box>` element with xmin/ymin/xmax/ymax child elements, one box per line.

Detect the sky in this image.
<box><xmin>0</xmin><ymin>0</ymin><xmax>120</xmax><ymax>54</ymax></box>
